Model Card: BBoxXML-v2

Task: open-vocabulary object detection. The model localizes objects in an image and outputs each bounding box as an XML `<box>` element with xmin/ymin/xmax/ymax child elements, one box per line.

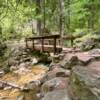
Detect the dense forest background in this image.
<box><xmin>0</xmin><ymin>0</ymin><xmax>100</xmax><ymax>40</ymax></box>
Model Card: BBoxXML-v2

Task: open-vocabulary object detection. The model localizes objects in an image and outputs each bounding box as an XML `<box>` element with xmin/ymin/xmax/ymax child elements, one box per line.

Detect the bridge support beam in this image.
<box><xmin>54</xmin><ymin>38</ymin><xmax>57</xmax><ymax>54</ymax></box>
<box><xmin>33</xmin><ymin>40</ymin><xmax>35</xmax><ymax>49</ymax></box>
<box><xmin>41</xmin><ymin>38</ymin><xmax>44</xmax><ymax>52</ymax></box>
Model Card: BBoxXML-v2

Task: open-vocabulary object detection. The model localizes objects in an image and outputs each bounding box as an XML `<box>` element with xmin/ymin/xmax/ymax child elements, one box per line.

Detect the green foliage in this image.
<box><xmin>0</xmin><ymin>0</ymin><xmax>100</xmax><ymax>41</ymax></box>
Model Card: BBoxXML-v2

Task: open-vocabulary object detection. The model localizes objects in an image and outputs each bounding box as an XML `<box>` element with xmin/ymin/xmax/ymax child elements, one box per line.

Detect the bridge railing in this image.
<box><xmin>25</xmin><ymin>34</ymin><xmax>61</xmax><ymax>54</ymax></box>
<box><xmin>25</xmin><ymin>34</ymin><xmax>81</xmax><ymax>54</ymax></box>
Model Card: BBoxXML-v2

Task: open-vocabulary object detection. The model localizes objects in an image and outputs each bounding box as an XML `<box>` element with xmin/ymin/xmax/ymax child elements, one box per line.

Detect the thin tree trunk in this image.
<box><xmin>67</xmin><ymin>0</ymin><xmax>70</xmax><ymax>32</ymax></box>
<box><xmin>59</xmin><ymin>0</ymin><xmax>64</xmax><ymax>47</ymax></box>
<box><xmin>36</xmin><ymin>0</ymin><xmax>42</xmax><ymax>35</ymax></box>
<box><xmin>43</xmin><ymin>0</ymin><xmax>46</xmax><ymax>31</ymax></box>
<box><xmin>88</xmin><ymin>0</ymin><xmax>95</xmax><ymax>30</ymax></box>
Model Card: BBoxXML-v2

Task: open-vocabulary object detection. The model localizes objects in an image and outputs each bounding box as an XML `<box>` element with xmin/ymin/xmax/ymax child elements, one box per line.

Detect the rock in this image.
<box><xmin>41</xmin><ymin>77</ymin><xmax>69</xmax><ymax>95</ymax></box>
<box><xmin>29</xmin><ymin>80</ymin><xmax>41</xmax><ymax>86</ymax></box>
<box><xmin>46</xmin><ymin>68</ymin><xmax>70</xmax><ymax>80</ymax></box>
<box><xmin>60</xmin><ymin>55</ymin><xmax>79</xmax><ymax>69</ymax></box>
<box><xmin>4</xmin><ymin>86</ymin><xmax>12</xmax><ymax>90</ymax></box>
<box><xmin>17</xmin><ymin>95</ymin><xmax>25</xmax><ymax>100</ymax></box>
<box><xmin>22</xmin><ymin>57</ymin><xmax>31</xmax><ymax>62</ymax></box>
<box><xmin>0</xmin><ymin>83</ymin><xmax>4</xmax><ymax>89</ymax></box>
<box><xmin>18</xmin><ymin>63</ymin><xmax>27</xmax><ymax>68</ymax></box>
<box><xmin>8</xmin><ymin>58</ymin><xmax>19</xmax><ymax>66</ymax></box>
<box><xmin>31</xmin><ymin>58</ymin><xmax>38</xmax><ymax>65</ymax></box>
<box><xmin>14</xmin><ymin>67</ymin><xmax>31</xmax><ymax>75</ymax></box>
<box><xmin>70</xmin><ymin>66</ymin><xmax>100</xmax><ymax>100</ymax></box>
<box><xmin>42</xmin><ymin>89</ymin><xmax>72</xmax><ymax>100</ymax></box>
<box><xmin>49</xmin><ymin>63</ymin><xmax>61</xmax><ymax>70</ymax></box>
<box><xmin>52</xmin><ymin>55</ymin><xmax>61</xmax><ymax>63</ymax></box>
<box><xmin>88</xmin><ymin>49</ymin><xmax>100</xmax><ymax>60</ymax></box>
<box><xmin>20</xmin><ymin>86</ymin><xmax>29</xmax><ymax>91</ymax></box>
<box><xmin>0</xmin><ymin>70</ymin><xmax>5</xmax><ymax>77</ymax></box>
<box><xmin>89</xmin><ymin>49</ymin><xmax>100</xmax><ymax>55</ymax></box>
<box><xmin>0</xmin><ymin>96</ymin><xmax>7</xmax><ymax>100</ymax></box>
<box><xmin>36</xmin><ymin>93</ymin><xmax>44</xmax><ymax>100</ymax></box>
<box><xmin>60</xmin><ymin>52</ymin><xmax>95</xmax><ymax>68</ymax></box>
<box><xmin>24</xmin><ymin>80</ymin><xmax>41</xmax><ymax>92</ymax></box>
<box><xmin>10</xmin><ymin>66</ymin><xmax>18</xmax><ymax>71</ymax></box>
<box><xmin>76</xmin><ymin>52</ymin><xmax>94</xmax><ymax>65</ymax></box>
<box><xmin>80</xmin><ymin>38</ymin><xmax>95</xmax><ymax>51</ymax></box>
<box><xmin>56</xmin><ymin>70</ymin><xmax>70</xmax><ymax>77</ymax></box>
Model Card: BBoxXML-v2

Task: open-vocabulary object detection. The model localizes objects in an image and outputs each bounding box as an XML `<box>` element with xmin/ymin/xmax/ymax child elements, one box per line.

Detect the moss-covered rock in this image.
<box><xmin>70</xmin><ymin>66</ymin><xmax>100</xmax><ymax>100</ymax></box>
<box><xmin>74</xmin><ymin>34</ymin><xmax>100</xmax><ymax>51</ymax></box>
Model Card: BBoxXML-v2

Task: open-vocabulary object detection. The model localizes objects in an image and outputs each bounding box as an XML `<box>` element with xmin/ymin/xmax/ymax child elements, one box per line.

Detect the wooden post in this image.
<box><xmin>25</xmin><ymin>39</ymin><xmax>28</xmax><ymax>48</ymax></box>
<box><xmin>54</xmin><ymin>37</ymin><xmax>57</xmax><ymax>54</ymax></box>
<box><xmin>41</xmin><ymin>38</ymin><xmax>44</xmax><ymax>52</ymax></box>
<box><xmin>33</xmin><ymin>40</ymin><xmax>35</xmax><ymax>49</ymax></box>
<box><xmin>71</xmin><ymin>38</ymin><xmax>73</xmax><ymax>47</ymax></box>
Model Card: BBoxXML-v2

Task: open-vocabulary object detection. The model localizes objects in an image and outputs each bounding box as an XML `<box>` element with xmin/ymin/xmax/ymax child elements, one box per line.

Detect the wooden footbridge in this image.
<box><xmin>25</xmin><ymin>34</ymin><xmax>79</xmax><ymax>54</ymax></box>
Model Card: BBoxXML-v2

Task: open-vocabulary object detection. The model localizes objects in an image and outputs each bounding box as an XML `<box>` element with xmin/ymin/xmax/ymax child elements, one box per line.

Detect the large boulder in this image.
<box><xmin>59</xmin><ymin>52</ymin><xmax>95</xmax><ymax>69</ymax></box>
<box><xmin>41</xmin><ymin>77</ymin><xmax>69</xmax><ymax>95</ymax></box>
<box><xmin>42</xmin><ymin>89</ymin><xmax>72</xmax><ymax>100</ymax></box>
<box><xmin>74</xmin><ymin>34</ymin><xmax>100</xmax><ymax>51</ymax></box>
<box><xmin>46</xmin><ymin>68</ymin><xmax>70</xmax><ymax>80</ymax></box>
<box><xmin>60</xmin><ymin>54</ymin><xmax>79</xmax><ymax>69</ymax></box>
<box><xmin>70</xmin><ymin>66</ymin><xmax>100</xmax><ymax>100</ymax></box>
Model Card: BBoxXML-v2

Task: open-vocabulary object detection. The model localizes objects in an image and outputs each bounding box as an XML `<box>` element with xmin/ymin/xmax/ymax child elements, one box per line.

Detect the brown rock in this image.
<box><xmin>42</xmin><ymin>89</ymin><xmax>72</xmax><ymax>100</ymax></box>
<box><xmin>46</xmin><ymin>68</ymin><xmax>70</xmax><ymax>80</ymax></box>
<box><xmin>41</xmin><ymin>77</ymin><xmax>69</xmax><ymax>95</ymax></box>
<box><xmin>60</xmin><ymin>54</ymin><xmax>79</xmax><ymax>69</ymax></box>
<box><xmin>70</xmin><ymin>66</ymin><xmax>100</xmax><ymax>100</ymax></box>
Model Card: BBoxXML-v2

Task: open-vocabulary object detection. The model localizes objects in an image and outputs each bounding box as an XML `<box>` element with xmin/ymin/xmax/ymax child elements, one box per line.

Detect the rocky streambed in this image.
<box><xmin>0</xmin><ymin>40</ymin><xmax>100</xmax><ymax>100</ymax></box>
<box><xmin>0</xmin><ymin>64</ymin><xmax>48</xmax><ymax>100</ymax></box>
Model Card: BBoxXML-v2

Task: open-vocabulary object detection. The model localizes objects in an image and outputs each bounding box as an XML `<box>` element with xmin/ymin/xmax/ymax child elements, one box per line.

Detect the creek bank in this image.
<box><xmin>0</xmin><ymin>40</ymin><xmax>51</xmax><ymax>100</ymax></box>
<box><xmin>42</xmin><ymin>48</ymin><xmax>100</xmax><ymax>100</ymax></box>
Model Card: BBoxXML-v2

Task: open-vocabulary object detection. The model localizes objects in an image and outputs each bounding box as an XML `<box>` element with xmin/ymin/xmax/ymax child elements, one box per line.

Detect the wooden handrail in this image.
<box><xmin>25</xmin><ymin>34</ymin><xmax>80</xmax><ymax>54</ymax></box>
<box><xmin>26</xmin><ymin>34</ymin><xmax>60</xmax><ymax>40</ymax></box>
<box><xmin>25</xmin><ymin>34</ymin><xmax>61</xmax><ymax>54</ymax></box>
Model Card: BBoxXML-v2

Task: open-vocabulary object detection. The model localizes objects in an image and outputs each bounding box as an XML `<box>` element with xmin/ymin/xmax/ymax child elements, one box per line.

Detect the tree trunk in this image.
<box><xmin>43</xmin><ymin>0</ymin><xmax>46</xmax><ymax>31</ymax></box>
<box><xmin>59</xmin><ymin>0</ymin><xmax>64</xmax><ymax>47</ymax></box>
<box><xmin>36</xmin><ymin>0</ymin><xmax>42</xmax><ymax>35</ymax></box>
<box><xmin>88</xmin><ymin>0</ymin><xmax>95</xmax><ymax>30</ymax></box>
<box><xmin>67</xmin><ymin>0</ymin><xmax>70</xmax><ymax>32</ymax></box>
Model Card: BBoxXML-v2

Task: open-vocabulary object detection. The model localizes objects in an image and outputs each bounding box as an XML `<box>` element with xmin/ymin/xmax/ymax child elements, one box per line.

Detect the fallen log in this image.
<box><xmin>0</xmin><ymin>80</ymin><xmax>32</xmax><ymax>91</ymax></box>
<box><xmin>0</xmin><ymin>80</ymin><xmax>21</xmax><ymax>89</ymax></box>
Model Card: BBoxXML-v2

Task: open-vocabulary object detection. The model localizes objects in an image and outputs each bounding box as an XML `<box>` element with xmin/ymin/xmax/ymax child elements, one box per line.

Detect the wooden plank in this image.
<box><xmin>32</xmin><ymin>40</ymin><xmax>35</xmax><ymax>49</ymax></box>
<box><xmin>41</xmin><ymin>38</ymin><xmax>44</xmax><ymax>52</ymax></box>
<box><xmin>25</xmin><ymin>39</ymin><xmax>28</xmax><ymax>48</ymax></box>
<box><xmin>26</xmin><ymin>34</ymin><xmax>60</xmax><ymax>40</ymax></box>
<box><xmin>34</xmin><ymin>45</ymin><xmax>62</xmax><ymax>53</ymax></box>
<box><xmin>54</xmin><ymin>37</ymin><xmax>57</xmax><ymax>54</ymax></box>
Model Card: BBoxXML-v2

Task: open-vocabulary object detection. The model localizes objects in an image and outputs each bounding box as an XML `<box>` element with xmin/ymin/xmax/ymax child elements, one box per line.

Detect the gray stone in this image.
<box><xmin>23</xmin><ymin>80</ymin><xmax>41</xmax><ymax>92</ymax></box>
<box><xmin>0</xmin><ymin>83</ymin><xmax>4</xmax><ymax>89</ymax></box>
<box><xmin>42</xmin><ymin>90</ymin><xmax>72</xmax><ymax>100</ymax></box>
<box><xmin>46</xmin><ymin>68</ymin><xmax>70</xmax><ymax>80</ymax></box>
<box><xmin>17</xmin><ymin>95</ymin><xmax>25</xmax><ymax>100</ymax></box>
<box><xmin>70</xmin><ymin>66</ymin><xmax>100</xmax><ymax>100</ymax></box>
<box><xmin>10</xmin><ymin>66</ymin><xmax>18</xmax><ymax>71</ymax></box>
<box><xmin>60</xmin><ymin>55</ymin><xmax>79</xmax><ymax>69</ymax></box>
<box><xmin>41</xmin><ymin>77</ymin><xmax>69</xmax><ymax>95</ymax></box>
<box><xmin>4</xmin><ymin>86</ymin><xmax>12</xmax><ymax>90</ymax></box>
<box><xmin>52</xmin><ymin>55</ymin><xmax>61</xmax><ymax>63</ymax></box>
<box><xmin>0</xmin><ymin>70</ymin><xmax>5</xmax><ymax>77</ymax></box>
